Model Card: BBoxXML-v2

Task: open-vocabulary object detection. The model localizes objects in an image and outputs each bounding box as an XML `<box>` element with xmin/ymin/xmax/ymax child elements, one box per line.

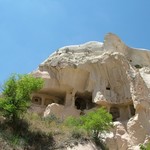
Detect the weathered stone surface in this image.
<box><xmin>67</xmin><ymin>141</ymin><xmax>99</xmax><ymax>150</ymax></box>
<box><xmin>31</xmin><ymin>33</ymin><xmax>150</xmax><ymax>149</ymax></box>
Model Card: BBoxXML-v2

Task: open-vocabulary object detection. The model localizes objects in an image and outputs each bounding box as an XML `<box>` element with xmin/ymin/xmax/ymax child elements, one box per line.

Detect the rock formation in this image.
<box><xmin>31</xmin><ymin>33</ymin><xmax>150</xmax><ymax>150</ymax></box>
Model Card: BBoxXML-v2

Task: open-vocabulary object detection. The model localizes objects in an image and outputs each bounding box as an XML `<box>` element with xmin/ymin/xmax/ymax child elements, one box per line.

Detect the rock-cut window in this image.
<box><xmin>106</xmin><ymin>83</ymin><xmax>111</xmax><ymax>90</ymax></box>
<box><xmin>32</xmin><ymin>96</ymin><xmax>42</xmax><ymax>105</ymax></box>
<box><xmin>106</xmin><ymin>87</ymin><xmax>111</xmax><ymax>90</ymax></box>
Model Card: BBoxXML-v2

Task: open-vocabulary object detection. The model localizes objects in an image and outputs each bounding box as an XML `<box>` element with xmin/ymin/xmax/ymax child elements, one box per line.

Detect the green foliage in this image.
<box><xmin>140</xmin><ymin>143</ymin><xmax>150</xmax><ymax>150</ymax></box>
<box><xmin>70</xmin><ymin>128</ymin><xmax>87</xmax><ymax>139</ymax></box>
<box><xmin>65</xmin><ymin>116</ymin><xmax>81</xmax><ymax>127</ymax></box>
<box><xmin>66</xmin><ymin>107</ymin><xmax>113</xmax><ymax>139</ymax></box>
<box><xmin>0</xmin><ymin>74</ymin><xmax>43</xmax><ymax>124</ymax></box>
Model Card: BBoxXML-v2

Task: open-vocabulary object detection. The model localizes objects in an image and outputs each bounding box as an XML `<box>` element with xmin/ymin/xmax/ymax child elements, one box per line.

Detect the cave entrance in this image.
<box><xmin>75</xmin><ymin>98</ymin><xmax>86</xmax><ymax>110</ymax></box>
<box><xmin>130</xmin><ymin>104</ymin><xmax>135</xmax><ymax>116</ymax></box>
<box><xmin>75</xmin><ymin>91</ymin><xmax>95</xmax><ymax>111</ymax></box>
<box><xmin>44</xmin><ymin>96</ymin><xmax>65</xmax><ymax>106</ymax></box>
<box><xmin>110</xmin><ymin>107</ymin><xmax>120</xmax><ymax>121</ymax></box>
<box><xmin>44</xmin><ymin>98</ymin><xmax>54</xmax><ymax>106</ymax></box>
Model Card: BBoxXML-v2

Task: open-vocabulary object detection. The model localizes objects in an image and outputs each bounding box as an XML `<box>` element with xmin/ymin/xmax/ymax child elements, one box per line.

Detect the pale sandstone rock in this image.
<box><xmin>67</xmin><ymin>141</ymin><xmax>99</xmax><ymax>150</ymax></box>
<box><xmin>43</xmin><ymin>103</ymin><xmax>64</xmax><ymax>119</ymax></box>
<box><xmin>31</xmin><ymin>33</ymin><xmax>150</xmax><ymax>149</ymax></box>
<box><xmin>44</xmin><ymin>104</ymin><xmax>80</xmax><ymax>119</ymax></box>
<box><xmin>139</xmin><ymin>67</ymin><xmax>150</xmax><ymax>89</ymax></box>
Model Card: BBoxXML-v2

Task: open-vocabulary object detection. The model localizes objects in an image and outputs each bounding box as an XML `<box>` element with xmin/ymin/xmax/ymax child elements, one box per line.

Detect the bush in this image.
<box><xmin>140</xmin><ymin>143</ymin><xmax>150</xmax><ymax>150</ymax></box>
<box><xmin>66</xmin><ymin>107</ymin><xmax>113</xmax><ymax>139</ymax></box>
<box><xmin>70</xmin><ymin>128</ymin><xmax>87</xmax><ymax>140</ymax></box>
<box><xmin>43</xmin><ymin>114</ymin><xmax>62</xmax><ymax>124</ymax></box>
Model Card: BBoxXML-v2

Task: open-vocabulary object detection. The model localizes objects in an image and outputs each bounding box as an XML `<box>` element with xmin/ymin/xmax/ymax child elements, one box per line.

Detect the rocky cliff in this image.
<box><xmin>31</xmin><ymin>33</ymin><xmax>150</xmax><ymax>150</ymax></box>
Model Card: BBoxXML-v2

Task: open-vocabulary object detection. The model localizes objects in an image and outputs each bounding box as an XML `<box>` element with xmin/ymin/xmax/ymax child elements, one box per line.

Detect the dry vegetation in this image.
<box><xmin>0</xmin><ymin>112</ymin><xmax>90</xmax><ymax>150</ymax></box>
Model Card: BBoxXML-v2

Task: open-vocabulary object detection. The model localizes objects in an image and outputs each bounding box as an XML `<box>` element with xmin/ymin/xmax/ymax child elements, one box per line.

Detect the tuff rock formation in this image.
<box><xmin>31</xmin><ymin>33</ymin><xmax>150</xmax><ymax>150</ymax></box>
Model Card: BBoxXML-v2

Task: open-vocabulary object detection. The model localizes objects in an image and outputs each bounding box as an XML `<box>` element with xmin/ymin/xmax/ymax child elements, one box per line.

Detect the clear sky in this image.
<box><xmin>0</xmin><ymin>0</ymin><xmax>150</xmax><ymax>84</ymax></box>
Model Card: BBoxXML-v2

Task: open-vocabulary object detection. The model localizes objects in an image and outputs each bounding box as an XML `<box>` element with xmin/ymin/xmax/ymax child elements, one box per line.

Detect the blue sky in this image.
<box><xmin>0</xmin><ymin>0</ymin><xmax>150</xmax><ymax>84</ymax></box>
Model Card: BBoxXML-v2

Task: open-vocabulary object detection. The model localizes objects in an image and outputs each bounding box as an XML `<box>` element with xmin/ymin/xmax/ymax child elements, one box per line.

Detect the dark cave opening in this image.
<box><xmin>130</xmin><ymin>104</ymin><xmax>135</xmax><ymax>116</ymax></box>
<box><xmin>75</xmin><ymin>98</ymin><xmax>86</xmax><ymax>110</ymax></box>
<box><xmin>75</xmin><ymin>91</ymin><xmax>95</xmax><ymax>111</ymax></box>
<box><xmin>32</xmin><ymin>96</ymin><xmax>42</xmax><ymax>105</ymax></box>
<box><xmin>106</xmin><ymin>87</ymin><xmax>111</xmax><ymax>90</ymax></box>
<box><xmin>109</xmin><ymin>107</ymin><xmax>120</xmax><ymax>121</ymax></box>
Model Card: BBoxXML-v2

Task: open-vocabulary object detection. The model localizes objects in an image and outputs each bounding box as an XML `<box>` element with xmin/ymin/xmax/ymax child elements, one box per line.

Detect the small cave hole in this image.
<box><xmin>106</xmin><ymin>87</ymin><xmax>111</xmax><ymax>90</ymax></box>
<box><xmin>32</xmin><ymin>96</ymin><xmax>42</xmax><ymax>105</ymax></box>
<box><xmin>106</xmin><ymin>83</ymin><xmax>111</xmax><ymax>90</ymax></box>
<box><xmin>134</xmin><ymin>64</ymin><xmax>142</xmax><ymax>69</ymax></box>
<box><xmin>130</xmin><ymin>104</ymin><xmax>135</xmax><ymax>116</ymax></box>
<box><xmin>109</xmin><ymin>107</ymin><xmax>120</xmax><ymax>121</ymax></box>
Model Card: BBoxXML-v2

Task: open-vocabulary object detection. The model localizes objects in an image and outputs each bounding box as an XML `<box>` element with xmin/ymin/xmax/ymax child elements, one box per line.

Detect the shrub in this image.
<box><xmin>70</xmin><ymin>128</ymin><xmax>87</xmax><ymax>139</ymax></box>
<box><xmin>140</xmin><ymin>143</ymin><xmax>150</xmax><ymax>150</ymax></box>
<box><xmin>65</xmin><ymin>107</ymin><xmax>113</xmax><ymax>139</ymax></box>
<box><xmin>43</xmin><ymin>114</ymin><xmax>62</xmax><ymax>124</ymax></box>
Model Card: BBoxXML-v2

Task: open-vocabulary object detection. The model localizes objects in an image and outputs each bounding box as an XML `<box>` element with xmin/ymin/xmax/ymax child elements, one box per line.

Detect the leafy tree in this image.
<box><xmin>66</xmin><ymin>107</ymin><xmax>113</xmax><ymax>139</ymax></box>
<box><xmin>0</xmin><ymin>74</ymin><xmax>43</xmax><ymax>124</ymax></box>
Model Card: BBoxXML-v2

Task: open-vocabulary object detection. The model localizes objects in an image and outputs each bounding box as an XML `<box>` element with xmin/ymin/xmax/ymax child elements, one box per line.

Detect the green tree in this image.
<box><xmin>0</xmin><ymin>74</ymin><xmax>43</xmax><ymax>124</ymax></box>
<box><xmin>66</xmin><ymin>107</ymin><xmax>113</xmax><ymax>139</ymax></box>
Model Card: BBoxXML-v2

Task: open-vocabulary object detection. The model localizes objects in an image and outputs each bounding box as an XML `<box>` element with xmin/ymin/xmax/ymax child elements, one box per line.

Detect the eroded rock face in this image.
<box><xmin>31</xmin><ymin>33</ymin><xmax>150</xmax><ymax>149</ymax></box>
